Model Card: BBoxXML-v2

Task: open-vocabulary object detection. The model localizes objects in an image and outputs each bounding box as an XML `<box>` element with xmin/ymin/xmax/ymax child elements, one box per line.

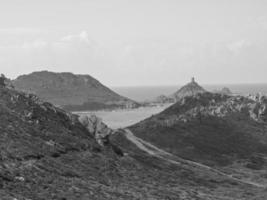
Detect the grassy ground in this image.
<box><xmin>1</xmin><ymin>87</ymin><xmax>267</xmax><ymax>199</ymax></box>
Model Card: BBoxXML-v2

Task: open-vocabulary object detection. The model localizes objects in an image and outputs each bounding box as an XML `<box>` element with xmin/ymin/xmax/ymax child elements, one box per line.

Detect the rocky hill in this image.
<box><xmin>152</xmin><ymin>78</ymin><xmax>206</xmax><ymax>104</ymax></box>
<box><xmin>1</xmin><ymin>78</ymin><xmax>265</xmax><ymax>199</ymax></box>
<box><xmin>171</xmin><ymin>77</ymin><xmax>206</xmax><ymax>101</ymax></box>
<box><xmin>130</xmin><ymin>91</ymin><xmax>267</xmax><ymax>187</ymax></box>
<box><xmin>131</xmin><ymin>92</ymin><xmax>267</xmax><ymax>162</ymax></box>
<box><xmin>13</xmin><ymin>71</ymin><xmax>139</xmax><ymax>111</ymax></box>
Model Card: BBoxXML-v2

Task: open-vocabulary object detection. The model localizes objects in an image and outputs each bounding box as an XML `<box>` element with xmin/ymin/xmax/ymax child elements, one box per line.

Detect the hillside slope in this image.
<box><xmin>13</xmin><ymin>71</ymin><xmax>139</xmax><ymax>111</ymax></box>
<box><xmin>130</xmin><ymin>92</ymin><xmax>267</xmax><ymax>186</ymax></box>
<box><xmin>131</xmin><ymin>92</ymin><xmax>267</xmax><ymax>163</ymax></box>
<box><xmin>1</xmin><ymin>81</ymin><xmax>265</xmax><ymax>199</ymax></box>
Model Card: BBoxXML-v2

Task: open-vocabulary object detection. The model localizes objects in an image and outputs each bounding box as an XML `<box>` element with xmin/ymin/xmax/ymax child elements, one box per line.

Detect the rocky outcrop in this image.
<box><xmin>247</xmin><ymin>93</ymin><xmax>267</xmax><ymax>122</ymax></box>
<box><xmin>13</xmin><ymin>71</ymin><xmax>139</xmax><ymax>111</ymax></box>
<box><xmin>79</xmin><ymin>115</ymin><xmax>113</xmax><ymax>146</ymax></box>
<box><xmin>158</xmin><ymin>93</ymin><xmax>267</xmax><ymax>125</ymax></box>
<box><xmin>0</xmin><ymin>74</ymin><xmax>14</xmax><ymax>89</ymax></box>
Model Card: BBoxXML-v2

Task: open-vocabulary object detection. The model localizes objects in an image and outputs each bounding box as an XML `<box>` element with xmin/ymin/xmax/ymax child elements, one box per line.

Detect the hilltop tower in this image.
<box><xmin>171</xmin><ymin>77</ymin><xmax>206</xmax><ymax>100</ymax></box>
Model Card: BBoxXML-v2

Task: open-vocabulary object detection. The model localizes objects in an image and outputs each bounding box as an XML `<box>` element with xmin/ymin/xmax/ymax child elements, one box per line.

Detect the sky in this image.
<box><xmin>0</xmin><ymin>0</ymin><xmax>267</xmax><ymax>86</ymax></box>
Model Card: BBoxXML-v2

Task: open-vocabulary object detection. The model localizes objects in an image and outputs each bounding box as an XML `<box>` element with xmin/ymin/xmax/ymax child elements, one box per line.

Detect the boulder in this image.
<box><xmin>79</xmin><ymin>115</ymin><xmax>112</xmax><ymax>146</ymax></box>
<box><xmin>0</xmin><ymin>74</ymin><xmax>14</xmax><ymax>89</ymax></box>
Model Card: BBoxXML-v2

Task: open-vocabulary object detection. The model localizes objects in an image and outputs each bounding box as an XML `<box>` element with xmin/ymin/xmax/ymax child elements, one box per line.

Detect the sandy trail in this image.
<box><xmin>123</xmin><ymin>128</ymin><xmax>266</xmax><ymax>188</ymax></box>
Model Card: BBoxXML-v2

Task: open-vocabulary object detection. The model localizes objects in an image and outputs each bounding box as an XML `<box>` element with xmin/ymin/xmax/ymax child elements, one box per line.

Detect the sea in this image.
<box><xmin>77</xmin><ymin>104</ymin><xmax>171</xmax><ymax>129</ymax></box>
<box><xmin>76</xmin><ymin>84</ymin><xmax>267</xmax><ymax>129</ymax></box>
<box><xmin>112</xmin><ymin>84</ymin><xmax>267</xmax><ymax>102</ymax></box>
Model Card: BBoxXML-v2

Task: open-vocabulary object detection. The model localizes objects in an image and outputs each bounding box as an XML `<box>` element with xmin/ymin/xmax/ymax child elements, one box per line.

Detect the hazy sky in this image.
<box><xmin>0</xmin><ymin>0</ymin><xmax>267</xmax><ymax>86</ymax></box>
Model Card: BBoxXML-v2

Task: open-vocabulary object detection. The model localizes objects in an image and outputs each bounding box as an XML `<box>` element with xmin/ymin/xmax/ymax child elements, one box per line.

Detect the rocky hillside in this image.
<box><xmin>130</xmin><ymin>91</ymin><xmax>267</xmax><ymax>186</ymax></box>
<box><xmin>1</xmin><ymin>78</ymin><xmax>265</xmax><ymax>199</ymax></box>
<box><xmin>13</xmin><ymin>71</ymin><xmax>139</xmax><ymax>111</ymax></box>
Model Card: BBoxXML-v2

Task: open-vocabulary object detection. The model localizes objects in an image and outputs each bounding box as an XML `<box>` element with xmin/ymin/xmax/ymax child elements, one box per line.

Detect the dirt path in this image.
<box><xmin>123</xmin><ymin>128</ymin><xmax>266</xmax><ymax>188</ymax></box>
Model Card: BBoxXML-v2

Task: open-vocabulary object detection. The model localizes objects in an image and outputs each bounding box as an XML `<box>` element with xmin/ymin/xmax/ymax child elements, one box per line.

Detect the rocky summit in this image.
<box><xmin>153</xmin><ymin>78</ymin><xmax>206</xmax><ymax>104</ymax></box>
<box><xmin>13</xmin><ymin>71</ymin><xmax>139</xmax><ymax>111</ymax></box>
<box><xmin>1</xmin><ymin>78</ymin><xmax>266</xmax><ymax>199</ymax></box>
<box><xmin>171</xmin><ymin>77</ymin><xmax>206</xmax><ymax>101</ymax></box>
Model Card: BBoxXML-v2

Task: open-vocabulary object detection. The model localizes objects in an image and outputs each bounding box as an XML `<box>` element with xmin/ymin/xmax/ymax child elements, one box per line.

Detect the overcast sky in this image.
<box><xmin>0</xmin><ymin>0</ymin><xmax>267</xmax><ymax>86</ymax></box>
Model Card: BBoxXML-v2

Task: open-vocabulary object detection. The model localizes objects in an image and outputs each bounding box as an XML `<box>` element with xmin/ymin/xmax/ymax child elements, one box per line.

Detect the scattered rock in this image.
<box><xmin>14</xmin><ymin>176</ymin><xmax>25</xmax><ymax>182</ymax></box>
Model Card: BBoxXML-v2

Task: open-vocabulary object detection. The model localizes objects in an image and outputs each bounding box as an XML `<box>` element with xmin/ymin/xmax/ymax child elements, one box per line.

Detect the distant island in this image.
<box><xmin>152</xmin><ymin>78</ymin><xmax>233</xmax><ymax>104</ymax></box>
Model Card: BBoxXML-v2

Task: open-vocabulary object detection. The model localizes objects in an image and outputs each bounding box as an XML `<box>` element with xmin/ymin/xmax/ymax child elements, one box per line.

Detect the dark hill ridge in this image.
<box><xmin>13</xmin><ymin>71</ymin><xmax>139</xmax><ymax>111</ymax></box>
<box><xmin>1</xmin><ymin>78</ymin><xmax>265</xmax><ymax>199</ymax></box>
